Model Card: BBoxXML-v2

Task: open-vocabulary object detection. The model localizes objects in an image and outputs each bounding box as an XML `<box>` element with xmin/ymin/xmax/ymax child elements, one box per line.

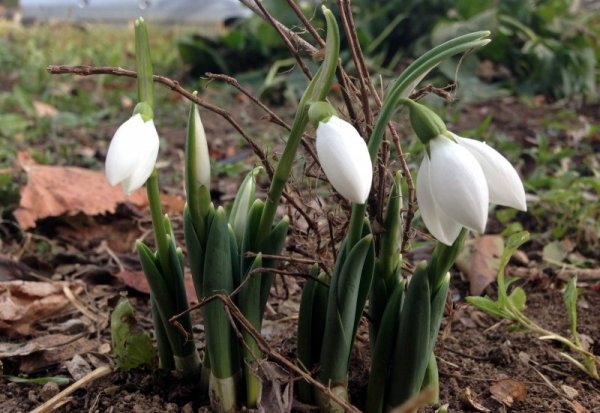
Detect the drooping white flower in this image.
<box><xmin>105</xmin><ymin>114</ymin><xmax>159</xmax><ymax>195</ymax></box>
<box><xmin>417</xmin><ymin>134</ymin><xmax>526</xmax><ymax>245</ymax></box>
<box><xmin>316</xmin><ymin>116</ymin><xmax>372</xmax><ymax>204</ymax></box>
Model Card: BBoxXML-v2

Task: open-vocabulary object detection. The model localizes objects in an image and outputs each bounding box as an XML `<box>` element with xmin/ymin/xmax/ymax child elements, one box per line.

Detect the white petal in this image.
<box><xmin>105</xmin><ymin>114</ymin><xmax>146</xmax><ymax>186</ymax></box>
<box><xmin>193</xmin><ymin>109</ymin><xmax>211</xmax><ymax>189</ymax></box>
<box><xmin>429</xmin><ymin>136</ymin><xmax>489</xmax><ymax>233</ymax></box>
<box><xmin>416</xmin><ymin>155</ymin><xmax>462</xmax><ymax>245</ymax></box>
<box><xmin>316</xmin><ymin>117</ymin><xmax>372</xmax><ymax>204</ymax></box>
<box><xmin>122</xmin><ymin>120</ymin><xmax>160</xmax><ymax>194</ymax></box>
<box><xmin>455</xmin><ymin>135</ymin><xmax>527</xmax><ymax>211</ymax></box>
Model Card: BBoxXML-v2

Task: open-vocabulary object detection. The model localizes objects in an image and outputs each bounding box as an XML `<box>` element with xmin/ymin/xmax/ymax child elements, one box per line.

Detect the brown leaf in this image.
<box><xmin>0</xmin><ymin>255</ymin><xmax>35</xmax><ymax>282</ymax></box>
<box><xmin>456</xmin><ymin>235</ymin><xmax>504</xmax><ymax>296</ymax></box>
<box><xmin>461</xmin><ymin>387</ymin><xmax>490</xmax><ymax>412</ymax></box>
<box><xmin>14</xmin><ymin>152</ymin><xmax>147</xmax><ymax>229</ymax></box>
<box><xmin>0</xmin><ymin>281</ymin><xmax>83</xmax><ymax>337</ymax></box>
<box><xmin>33</xmin><ymin>101</ymin><xmax>59</xmax><ymax>118</ymax></box>
<box><xmin>114</xmin><ymin>270</ymin><xmax>198</xmax><ymax>304</ymax></box>
<box><xmin>254</xmin><ymin>361</ymin><xmax>293</xmax><ymax>413</ymax></box>
<box><xmin>0</xmin><ymin>333</ymin><xmax>76</xmax><ymax>358</ymax></box>
<box><xmin>490</xmin><ymin>379</ymin><xmax>527</xmax><ymax>406</ymax></box>
<box><xmin>19</xmin><ymin>336</ymin><xmax>97</xmax><ymax>373</ymax></box>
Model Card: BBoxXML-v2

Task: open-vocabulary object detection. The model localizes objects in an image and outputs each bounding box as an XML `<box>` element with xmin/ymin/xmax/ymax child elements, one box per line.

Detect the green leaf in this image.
<box><xmin>563</xmin><ymin>276</ymin><xmax>578</xmax><ymax>339</ymax></box>
<box><xmin>297</xmin><ymin>265</ymin><xmax>320</xmax><ymax>404</ymax></box>
<box><xmin>111</xmin><ymin>298</ymin><xmax>156</xmax><ymax>371</ymax></box>
<box><xmin>379</xmin><ymin>171</ymin><xmax>403</xmax><ymax>287</ymax></box>
<box><xmin>319</xmin><ymin>234</ymin><xmax>373</xmax><ymax>385</ymax></box>
<box><xmin>466</xmin><ymin>296</ymin><xmax>506</xmax><ymax>318</ymax></box>
<box><xmin>184</xmin><ymin>206</ymin><xmax>205</xmax><ymax>299</ymax></box>
<box><xmin>259</xmin><ymin>216</ymin><xmax>290</xmax><ymax>317</ymax></box>
<box><xmin>352</xmin><ymin>219</ymin><xmax>376</xmax><ymax>340</ymax></box>
<box><xmin>429</xmin><ymin>272</ymin><xmax>450</xmax><ymax>348</ymax></box>
<box><xmin>203</xmin><ymin>207</ymin><xmax>238</xmax><ymax>380</ymax></box>
<box><xmin>5</xmin><ymin>375</ymin><xmax>70</xmax><ymax>386</ymax></box>
<box><xmin>229</xmin><ymin>167</ymin><xmax>260</xmax><ymax>242</ymax></box>
<box><xmin>241</xmin><ymin>199</ymin><xmax>265</xmax><ymax>274</ymax></box>
<box><xmin>240</xmin><ymin>254</ymin><xmax>264</xmax><ymax>408</ymax></box>
<box><xmin>508</xmin><ymin>287</ymin><xmax>527</xmax><ymax>312</ymax></box>
<box><xmin>388</xmin><ymin>265</ymin><xmax>431</xmax><ymax>406</ymax></box>
<box><xmin>366</xmin><ymin>283</ymin><xmax>404</xmax><ymax>413</ymax></box>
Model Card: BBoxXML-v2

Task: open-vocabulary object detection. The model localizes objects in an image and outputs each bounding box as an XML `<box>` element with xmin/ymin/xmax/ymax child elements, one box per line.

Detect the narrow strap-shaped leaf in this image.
<box><xmin>297</xmin><ymin>265</ymin><xmax>321</xmax><ymax>404</ymax></box>
<box><xmin>203</xmin><ymin>208</ymin><xmax>238</xmax><ymax>380</ymax></box>
<box><xmin>151</xmin><ymin>295</ymin><xmax>174</xmax><ymax>370</ymax></box>
<box><xmin>184</xmin><ymin>205</ymin><xmax>205</xmax><ymax>299</ymax></box>
<box><xmin>428</xmin><ymin>272</ymin><xmax>450</xmax><ymax>350</ymax></box>
<box><xmin>366</xmin><ymin>283</ymin><xmax>404</xmax><ymax>413</ymax></box>
<box><xmin>240</xmin><ymin>254</ymin><xmax>264</xmax><ymax>408</ymax></box>
<box><xmin>380</xmin><ymin>171</ymin><xmax>403</xmax><ymax>287</ymax></box>
<box><xmin>240</xmin><ymin>199</ymin><xmax>265</xmax><ymax>275</ymax></box>
<box><xmin>369</xmin><ymin>265</ymin><xmax>401</xmax><ymax>344</ymax></box>
<box><xmin>228</xmin><ymin>224</ymin><xmax>241</xmax><ymax>288</ymax></box>
<box><xmin>319</xmin><ymin>234</ymin><xmax>373</xmax><ymax>385</ymax></box>
<box><xmin>258</xmin><ymin>216</ymin><xmax>289</xmax><ymax>317</ymax></box>
<box><xmin>137</xmin><ymin>242</ymin><xmax>180</xmax><ymax>352</ymax></box>
<box><xmin>388</xmin><ymin>265</ymin><xmax>431</xmax><ymax>407</ymax></box>
<box><xmin>165</xmin><ymin>234</ymin><xmax>196</xmax><ymax>358</ymax></box>
<box><xmin>351</xmin><ymin>220</ymin><xmax>375</xmax><ymax>340</ymax></box>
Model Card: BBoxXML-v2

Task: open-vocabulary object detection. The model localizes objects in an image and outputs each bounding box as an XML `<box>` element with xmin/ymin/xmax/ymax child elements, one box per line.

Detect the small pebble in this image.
<box><xmin>40</xmin><ymin>382</ymin><xmax>60</xmax><ymax>401</ymax></box>
<box><xmin>27</xmin><ymin>390</ymin><xmax>38</xmax><ymax>402</ymax></box>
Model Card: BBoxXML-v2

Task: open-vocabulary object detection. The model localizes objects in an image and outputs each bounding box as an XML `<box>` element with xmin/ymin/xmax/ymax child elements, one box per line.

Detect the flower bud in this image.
<box><xmin>316</xmin><ymin>116</ymin><xmax>372</xmax><ymax>204</ymax></box>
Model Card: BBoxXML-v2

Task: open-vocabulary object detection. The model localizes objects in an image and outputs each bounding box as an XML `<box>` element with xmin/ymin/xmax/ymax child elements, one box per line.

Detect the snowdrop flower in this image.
<box><xmin>105</xmin><ymin>113</ymin><xmax>159</xmax><ymax>195</ymax></box>
<box><xmin>316</xmin><ymin>116</ymin><xmax>373</xmax><ymax>204</ymax></box>
<box><xmin>416</xmin><ymin>132</ymin><xmax>526</xmax><ymax>246</ymax></box>
<box><xmin>403</xmin><ymin>98</ymin><xmax>526</xmax><ymax>245</ymax></box>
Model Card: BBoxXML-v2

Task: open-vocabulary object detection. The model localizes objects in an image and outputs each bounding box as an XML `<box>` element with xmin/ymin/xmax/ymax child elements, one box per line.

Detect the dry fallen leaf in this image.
<box><xmin>14</xmin><ymin>152</ymin><xmax>147</xmax><ymax>229</ymax></box>
<box><xmin>0</xmin><ymin>333</ymin><xmax>76</xmax><ymax>358</ymax></box>
<box><xmin>456</xmin><ymin>235</ymin><xmax>504</xmax><ymax>296</ymax></box>
<box><xmin>561</xmin><ymin>384</ymin><xmax>579</xmax><ymax>400</ymax></box>
<box><xmin>0</xmin><ymin>281</ymin><xmax>83</xmax><ymax>337</ymax></box>
<box><xmin>254</xmin><ymin>361</ymin><xmax>293</xmax><ymax>413</ymax></box>
<box><xmin>490</xmin><ymin>379</ymin><xmax>527</xmax><ymax>406</ymax></box>
<box><xmin>461</xmin><ymin>387</ymin><xmax>490</xmax><ymax>412</ymax></box>
<box><xmin>33</xmin><ymin>101</ymin><xmax>59</xmax><ymax>118</ymax></box>
<box><xmin>19</xmin><ymin>336</ymin><xmax>97</xmax><ymax>373</ymax></box>
<box><xmin>14</xmin><ymin>152</ymin><xmax>185</xmax><ymax>229</ymax></box>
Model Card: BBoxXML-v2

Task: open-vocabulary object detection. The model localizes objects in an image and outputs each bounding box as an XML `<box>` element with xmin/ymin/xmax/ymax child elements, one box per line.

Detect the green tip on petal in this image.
<box><xmin>400</xmin><ymin>99</ymin><xmax>447</xmax><ymax>146</ymax></box>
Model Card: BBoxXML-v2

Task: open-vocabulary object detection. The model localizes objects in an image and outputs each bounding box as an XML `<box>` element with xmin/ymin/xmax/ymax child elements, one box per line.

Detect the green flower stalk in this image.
<box><xmin>254</xmin><ymin>5</ymin><xmax>340</xmax><ymax>248</ymax></box>
<box><xmin>117</xmin><ymin>18</ymin><xmax>201</xmax><ymax>377</ymax></box>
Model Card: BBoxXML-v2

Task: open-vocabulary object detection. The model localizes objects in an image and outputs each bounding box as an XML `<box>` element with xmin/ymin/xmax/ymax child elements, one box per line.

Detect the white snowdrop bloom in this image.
<box><xmin>316</xmin><ymin>116</ymin><xmax>373</xmax><ymax>204</ymax></box>
<box><xmin>417</xmin><ymin>134</ymin><xmax>526</xmax><ymax>245</ymax></box>
<box><xmin>105</xmin><ymin>114</ymin><xmax>159</xmax><ymax>195</ymax></box>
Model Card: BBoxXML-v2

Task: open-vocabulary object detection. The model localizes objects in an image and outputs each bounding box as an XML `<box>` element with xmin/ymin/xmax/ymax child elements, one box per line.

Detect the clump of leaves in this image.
<box><xmin>430</xmin><ymin>0</ymin><xmax>598</xmax><ymax>100</ymax></box>
<box><xmin>111</xmin><ymin>298</ymin><xmax>156</xmax><ymax>371</ymax></box>
<box><xmin>468</xmin><ymin>231</ymin><xmax>599</xmax><ymax>380</ymax></box>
